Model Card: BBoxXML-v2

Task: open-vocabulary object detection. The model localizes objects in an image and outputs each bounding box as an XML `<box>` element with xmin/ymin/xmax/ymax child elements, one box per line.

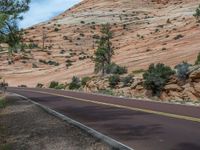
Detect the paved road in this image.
<box><xmin>8</xmin><ymin>87</ymin><xmax>200</xmax><ymax>150</ymax></box>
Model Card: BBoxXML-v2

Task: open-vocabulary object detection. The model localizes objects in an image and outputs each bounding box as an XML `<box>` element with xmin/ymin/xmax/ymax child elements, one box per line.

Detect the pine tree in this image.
<box><xmin>194</xmin><ymin>4</ymin><xmax>200</xmax><ymax>20</ymax></box>
<box><xmin>101</xmin><ymin>23</ymin><xmax>113</xmax><ymax>64</ymax></box>
<box><xmin>0</xmin><ymin>0</ymin><xmax>30</xmax><ymax>53</ymax></box>
<box><xmin>94</xmin><ymin>24</ymin><xmax>114</xmax><ymax>75</ymax></box>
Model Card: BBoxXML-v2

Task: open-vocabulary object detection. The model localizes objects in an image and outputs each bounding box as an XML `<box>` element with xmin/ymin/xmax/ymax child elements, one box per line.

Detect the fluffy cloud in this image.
<box><xmin>19</xmin><ymin>0</ymin><xmax>81</xmax><ymax>29</ymax></box>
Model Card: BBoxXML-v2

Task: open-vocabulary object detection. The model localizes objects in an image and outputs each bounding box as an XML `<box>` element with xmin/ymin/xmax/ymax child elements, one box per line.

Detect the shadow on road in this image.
<box><xmin>171</xmin><ymin>143</ymin><xmax>200</xmax><ymax>150</ymax></box>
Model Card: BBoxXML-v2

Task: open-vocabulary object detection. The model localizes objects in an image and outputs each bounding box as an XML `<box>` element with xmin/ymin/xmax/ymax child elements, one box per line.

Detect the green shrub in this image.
<box><xmin>121</xmin><ymin>75</ymin><xmax>134</xmax><ymax>87</ymax></box>
<box><xmin>39</xmin><ymin>59</ymin><xmax>48</xmax><ymax>64</ymax></box>
<box><xmin>174</xmin><ymin>34</ymin><xmax>184</xmax><ymax>40</ymax></box>
<box><xmin>28</xmin><ymin>43</ymin><xmax>38</xmax><ymax>49</ymax></box>
<box><xmin>143</xmin><ymin>63</ymin><xmax>175</xmax><ymax>96</ymax></box>
<box><xmin>175</xmin><ymin>62</ymin><xmax>191</xmax><ymax>81</ymax></box>
<box><xmin>194</xmin><ymin>4</ymin><xmax>200</xmax><ymax>20</ymax></box>
<box><xmin>60</xmin><ymin>50</ymin><xmax>65</xmax><ymax>54</ymax></box>
<box><xmin>55</xmin><ymin>84</ymin><xmax>66</xmax><ymax>89</ymax></box>
<box><xmin>109</xmin><ymin>75</ymin><xmax>120</xmax><ymax>88</ymax></box>
<box><xmin>195</xmin><ymin>52</ymin><xmax>200</xmax><ymax>65</ymax></box>
<box><xmin>0</xmin><ymin>97</ymin><xmax>6</xmax><ymax>108</ymax></box>
<box><xmin>132</xmin><ymin>69</ymin><xmax>145</xmax><ymax>74</ymax></box>
<box><xmin>98</xmin><ymin>89</ymin><xmax>114</xmax><ymax>96</ymax></box>
<box><xmin>81</xmin><ymin>77</ymin><xmax>91</xmax><ymax>86</ymax></box>
<box><xmin>66</xmin><ymin>59</ymin><xmax>73</xmax><ymax>68</ymax></box>
<box><xmin>69</xmin><ymin>76</ymin><xmax>81</xmax><ymax>90</ymax></box>
<box><xmin>0</xmin><ymin>144</ymin><xmax>12</xmax><ymax>150</ymax></box>
<box><xmin>36</xmin><ymin>83</ymin><xmax>44</xmax><ymax>88</ymax></box>
<box><xmin>48</xmin><ymin>60</ymin><xmax>59</xmax><ymax>66</ymax></box>
<box><xmin>18</xmin><ymin>85</ymin><xmax>27</xmax><ymax>88</ymax></box>
<box><xmin>105</xmin><ymin>63</ymin><xmax>127</xmax><ymax>75</ymax></box>
<box><xmin>54</xmin><ymin>28</ymin><xmax>59</xmax><ymax>32</ymax></box>
<box><xmin>49</xmin><ymin>81</ymin><xmax>59</xmax><ymax>89</ymax></box>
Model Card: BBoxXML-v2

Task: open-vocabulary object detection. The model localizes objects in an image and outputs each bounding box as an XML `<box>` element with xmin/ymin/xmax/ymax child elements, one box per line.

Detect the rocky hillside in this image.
<box><xmin>84</xmin><ymin>65</ymin><xmax>200</xmax><ymax>103</ymax></box>
<box><xmin>0</xmin><ymin>0</ymin><xmax>200</xmax><ymax>86</ymax></box>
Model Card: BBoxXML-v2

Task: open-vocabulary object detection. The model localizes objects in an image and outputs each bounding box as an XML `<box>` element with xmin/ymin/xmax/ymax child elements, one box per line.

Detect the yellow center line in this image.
<box><xmin>21</xmin><ymin>89</ymin><xmax>200</xmax><ymax>123</ymax></box>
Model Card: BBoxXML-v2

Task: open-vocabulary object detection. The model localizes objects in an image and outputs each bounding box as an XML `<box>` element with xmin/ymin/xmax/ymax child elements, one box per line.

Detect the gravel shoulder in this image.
<box><xmin>0</xmin><ymin>94</ymin><xmax>112</xmax><ymax>150</ymax></box>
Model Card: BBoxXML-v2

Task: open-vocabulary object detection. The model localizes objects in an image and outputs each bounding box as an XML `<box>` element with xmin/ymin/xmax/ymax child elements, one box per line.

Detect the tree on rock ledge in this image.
<box><xmin>94</xmin><ymin>23</ymin><xmax>114</xmax><ymax>75</ymax></box>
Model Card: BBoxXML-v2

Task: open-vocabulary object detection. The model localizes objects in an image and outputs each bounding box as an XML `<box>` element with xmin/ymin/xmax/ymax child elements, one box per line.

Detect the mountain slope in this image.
<box><xmin>1</xmin><ymin>0</ymin><xmax>200</xmax><ymax>86</ymax></box>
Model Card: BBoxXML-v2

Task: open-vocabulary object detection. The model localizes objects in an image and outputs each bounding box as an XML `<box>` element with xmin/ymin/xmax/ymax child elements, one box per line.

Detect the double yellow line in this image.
<box><xmin>21</xmin><ymin>89</ymin><xmax>200</xmax><ymax>123</ymax></box>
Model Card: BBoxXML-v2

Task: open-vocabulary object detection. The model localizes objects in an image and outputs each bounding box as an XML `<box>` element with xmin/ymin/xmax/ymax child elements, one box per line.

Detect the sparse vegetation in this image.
<box><xmin>49</xmin><ymin>81</ymin><xmax>65</xmax><ymax>89</ymax></box>
<box><xmin>175</xmin><ymin>62</ymin><xmax>191</xmax><ymax>81</ymax></box>
<box><xmin>143</xmin><ymin>63</ymin><xmax>175</xmax><ymax>96</ymax></box>
<box><xmin>194</xmin><ymin>4</ymin><xmax>200</xmax><ymax>20</ymax></box>
<box><xmin>69</xmin><ymin>76</ymin><xmax>81</xmax><ymax>90</ymax></box>
<box><xmin>105</xmin><ymin>63</ymin><xmax>127</xmax><ymax>75</ymax></box>
<box><xmin>49</xmin><ymin>81</ymin><xmax>59</xmax><ymax>89</ymax></box>
<box><xmin>36</xmin><ymin>83</ymin><xmax>44</xmax><ymax>88</ymax></box>
<box><xmin>28</xmin><ymin>43</ymin><xmax>38</xmax><ymax>49</ymax></box>
<box><xmin>0</xmin><ymin>97</ymin><xmax>6</xmax><ymax>108</ymax></box>
<box><xmin>121</xmin><ymin>75</ymin><xmax>134</xmax><ymax>87</ymax></box>
<box><xmin>39</xmin><ymin>59</ymin><xmax>59</xmax><ymax>66</ymax></box>
<box><xmin>80</xmin><ymin>21</ymin><xmax>85</xmax><ymax>24</ymax></box>
<box><xmin>55</xmin><ymin>84</ymin><xmax>66</xmax><ymax>90</ymax></box>
<box><xmin>60</xmin><ymin>49</ymin><xmax>65</xmax><ymax>54</ymax></box>
<box><xmin>155</xmin><ymin>28</ymin><xmax>160</xmax><ymax>32</ymax></box>
<box><xmin>195</xmin><ymin>52</ymin><xmax>200</xmax><ymax>65</ymax></box>
<box><xmin>132</xmin><ymin>69</ymin><xmax>145</xmax><ymax>74</ymax></box>
<box><xmin>81</xmin><ymin>77</ymin><xmax>91</xmax><ymax>86</ymax></box>
<box><xmin>109</xmin><ymin>75</ymin><xmax>120</xmax><ymax>88</ymax></box>
<box><xmin>54</xmin><ymin>28</ymin><xmax>59</xmax><ymax>32</ymax></box>
<box><xmin>18</xmin><ymin>85</ymin><xmax>27</xmax><ymax>88</ymax></box>
<box><xmin>0</xmin><ymin>144</ymin><xmax>12</xmax><ymax>150</ymax></box>
<box><xmin>79</xmin><ymin>56</ymin><xmax>87</xmax><ymax>60</ymax></box>
<box><xmin>48</xmin><ymin>60</ymin><xmax>59</xmax><ymax>66</ymax></box>
<box><xmin>66</xmin><ymin>59</ymin><xmax>73</xmax><ymax>68</ymax></box>
<box><xmin>174</xmin><ymin>34</ymin><xmax>184</xmax><ymax>40</ymax></box>
<box><xmin>98</xmin><ymin>89</ymin><xmax>114</xmax><ymax>96</ymax></box>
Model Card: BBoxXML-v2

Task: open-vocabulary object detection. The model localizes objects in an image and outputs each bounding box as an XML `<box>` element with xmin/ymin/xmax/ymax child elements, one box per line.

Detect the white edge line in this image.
<box><xmin>12</xmin><ymin>93</ymin><xmax>134</xmax><ymax>150</ymax></box>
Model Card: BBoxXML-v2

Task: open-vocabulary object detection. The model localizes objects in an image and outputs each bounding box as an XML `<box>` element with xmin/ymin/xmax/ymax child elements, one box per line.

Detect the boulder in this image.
<box><xmin>183</xmin><ymin>90</ymin><xmax>199</xmax><ymax>101</ymax></box>
<box><xmin>85</xmin><ymin>80</ymin><xmax>98</xmax><ymax>92</ymax></box>
<box><xmin>97</xmin><ymin>80</ymin><xmax>109</xmax><ymax>90</ymax></box>
<box><xmin>193</xmin><ymin>82</ymin><xmax>200</xmax><ymax>93</ymax></box>
<box><xmin>135</xmin><ymin>85</ymin><xmax>144</xmax><ymax>90</ymax></box>
<box><xmin>168</xmin><ymin>91</ymin><xmax>183</xmax><ymax>101</ymax></box>
<box><xmin>189</xmin><ymin>67</ymin><xmax>200</xmax><ymax>80</ymax></box>
<box><xmin>164</xmin><ymin>84</ymin><xmax>182</xmax><ymax>92</ymax></box>
<box><xmin>183</xmin><ymin>86</ymin><xmax>199</xmax><ymax>101</ymax></box>
<box><xmin>160</xmin><ymin>91</ymin><xmax>170</xmax><ymax>101</ymax></box>
<box><xmin>167</xmin><ymin>76</ymin><xmax>178</xmax><ymax>84</ymax></box>
<box><xmin>131</xmin><ymin>78</ymin><xmax>143</xmax><ymax>89</ymax></box>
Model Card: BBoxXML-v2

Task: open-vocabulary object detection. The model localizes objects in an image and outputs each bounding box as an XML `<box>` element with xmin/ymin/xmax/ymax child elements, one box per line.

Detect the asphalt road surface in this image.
<box><xmin>8</xmin><ymin>87</ymin><xmax>200</xmax><ymax>150</ymax></box>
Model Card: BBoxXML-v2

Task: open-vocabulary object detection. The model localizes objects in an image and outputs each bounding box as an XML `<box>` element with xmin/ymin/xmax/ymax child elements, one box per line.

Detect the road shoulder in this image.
<box><xmin>0</xmin><ymin>94</ymin><xmax>112</xmax><ymax>150</ymax></box>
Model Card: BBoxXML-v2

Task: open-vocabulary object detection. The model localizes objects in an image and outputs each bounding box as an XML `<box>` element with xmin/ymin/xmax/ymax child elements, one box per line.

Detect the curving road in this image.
<box><xmin>8</xmin><ymin>87</ymin><xmax>200</xmax><ymax>150</ymax></box>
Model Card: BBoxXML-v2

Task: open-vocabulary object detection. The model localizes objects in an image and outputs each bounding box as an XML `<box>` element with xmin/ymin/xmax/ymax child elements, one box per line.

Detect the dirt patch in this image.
<box><xmin>0</xmin><ymin>95</ymin><xmax>111</xmax><ymax>150</ymax></box>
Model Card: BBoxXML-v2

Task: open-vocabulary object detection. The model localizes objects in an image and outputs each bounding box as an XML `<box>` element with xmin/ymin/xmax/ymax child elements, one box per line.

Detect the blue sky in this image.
<box><xmin>19</xmin><ymin>0</ymin><xmax>81</xmax><ymax>29</ymax></box>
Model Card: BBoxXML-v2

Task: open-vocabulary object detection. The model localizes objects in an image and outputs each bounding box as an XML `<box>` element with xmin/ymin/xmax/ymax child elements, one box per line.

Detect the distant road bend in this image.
<box><xmin>8</xmin><ymin>87</ymin><xmax>200</xmax><ymax>150</ymax></box>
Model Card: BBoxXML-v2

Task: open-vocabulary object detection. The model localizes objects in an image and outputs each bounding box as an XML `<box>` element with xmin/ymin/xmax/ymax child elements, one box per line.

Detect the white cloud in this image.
<box><xmin>19</xmin><ymin>0</ymin><xmax>81</xmax><ymax>29</ymax></box>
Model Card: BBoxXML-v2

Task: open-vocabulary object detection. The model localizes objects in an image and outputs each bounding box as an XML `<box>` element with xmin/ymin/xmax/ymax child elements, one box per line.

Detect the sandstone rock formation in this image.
<box><xmin>0</xmin><ymin>0</ymin><xmax>200</xmax><ymax>87</ymax></box>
